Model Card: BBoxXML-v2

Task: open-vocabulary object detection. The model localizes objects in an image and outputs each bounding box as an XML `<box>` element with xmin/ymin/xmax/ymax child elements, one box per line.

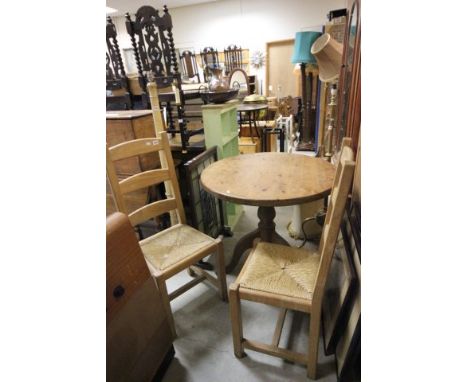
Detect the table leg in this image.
<box><xmin>226</xmin><ymin>206</ymin><xmax>290</xmax><ymax>273</ymax></box>
<box><xmin>253</xmin><ymin>111</ymin><xmax>261</xmax><ymax>141</ymax></box>
<box><xmin>226</xmin><ymin>228</ymin><xmax>260</xmax><ymax>274</ymax></box>
<box><xmin>248</xmin><ymin>111</ymin><xmax>255</xmax><ymax>143</ymax></box>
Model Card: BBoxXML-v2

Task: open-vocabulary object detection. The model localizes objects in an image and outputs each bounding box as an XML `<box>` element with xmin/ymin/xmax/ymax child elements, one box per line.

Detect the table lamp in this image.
<box><xmin>311</xmin><ymin>33</ymin><xmax>343</xmax><ymax>159</ymax></box>
<box><xmin>291</xmin><ymin>31</ymin><xmax>322</xmax><ymax>151</ymax></box>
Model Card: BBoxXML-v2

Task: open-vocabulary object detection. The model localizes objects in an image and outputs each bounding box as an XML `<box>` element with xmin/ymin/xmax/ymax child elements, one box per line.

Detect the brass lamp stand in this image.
<box><xmin>311</xmin><ymin>33</ymin><xmax>343</xmax><ymax>160</ymax></box>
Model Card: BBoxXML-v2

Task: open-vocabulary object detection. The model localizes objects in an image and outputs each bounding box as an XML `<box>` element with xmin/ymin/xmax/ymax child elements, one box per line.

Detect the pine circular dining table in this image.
<box><xmin>200</xmin><ymin>152</ymin><xmax>336</xmax><ymax>273</ymax></box>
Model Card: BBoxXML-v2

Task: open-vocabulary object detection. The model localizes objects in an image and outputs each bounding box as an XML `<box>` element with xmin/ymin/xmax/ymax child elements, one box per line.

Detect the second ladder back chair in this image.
<box><xmin>106</xmin><ymin>131</ymin><xmax>228</xmax><ymax>338</ymax></box>
<box><xmin>229</xmin><ymin>138</ymin><xmax>355</xmax><ymax>380</ymax></box>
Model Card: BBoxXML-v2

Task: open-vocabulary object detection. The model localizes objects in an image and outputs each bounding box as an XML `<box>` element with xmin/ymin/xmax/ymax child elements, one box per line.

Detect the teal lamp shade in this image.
<box><xmin>291</xmin><ymin>31</ymin><xmax>322</xmax><ymax>64</ymax></box>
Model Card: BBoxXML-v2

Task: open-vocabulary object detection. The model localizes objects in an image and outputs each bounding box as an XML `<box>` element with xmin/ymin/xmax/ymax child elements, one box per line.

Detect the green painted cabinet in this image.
<box><xmin>202</xmin><ymin>100</ymin><xmax>243</xmax><ymax>230</ymax></box>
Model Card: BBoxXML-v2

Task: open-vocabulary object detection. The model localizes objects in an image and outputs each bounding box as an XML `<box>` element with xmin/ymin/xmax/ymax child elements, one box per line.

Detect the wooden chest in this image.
<box><xmin>107</xmin><ymin>212</ymin><xmax>174</xmax><ymax>382</ymax></box>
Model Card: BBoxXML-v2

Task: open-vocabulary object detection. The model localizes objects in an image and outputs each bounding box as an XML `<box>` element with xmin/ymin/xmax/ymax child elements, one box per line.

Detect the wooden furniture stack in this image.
<box><xmin>324</xmin><ymin>0</ymin><xmax>361</xmax><ymax>377</ymax></box>
<box><xmin>107</xmin><ymin>212</ymin><xmax>174</xmax><ymax>381</ymax></box>
<box><xmin>336</xmin><ymin>0</ymin><xmax>361</xmax><ymax>153</ymax></box>
<box><xmin>106</xmin><ymin>132</ymin><xmax>228</xmax><ymax>337</ymax></box>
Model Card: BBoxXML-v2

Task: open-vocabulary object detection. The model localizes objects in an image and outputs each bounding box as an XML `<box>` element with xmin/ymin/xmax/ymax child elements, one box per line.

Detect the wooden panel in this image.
<box><xmin>266</xmin><ymin>39</ymin><xmax>295</xmax><ymax>98</ymax></box>
<box><xmin>106</xmin><ymin>114</ymin><xmax>160</xmax><ymax>175</ymax></box>
<box><xmin>107</xmin><ymin>278</ymin><xmax>173</xmax><ymax>382</ymax></box>
<box><xmin>106</xmin><ymin>177</ymin><xmax>148</xmax><ymax>217</ymax></box>
<box><xmin>107</xmin><ymin>212</ymin><xmax>174</xmax><ymax>382</ymax></box>
<box><xmin>131</xmin><ymin>114</ymin><xmax>161</xmax><ymax>171</ymax></box>
<box><xmin>106</xmin><ymin>119</ymin><xmax>140</xmax><ymax>174</ymax></box>
<box><xmin>239</xmin><ymin>137</ymin><xmax>260</xmax><ymax>154</ymax></box>
<box><xmin>106</xmin><ymin>212</ymin><xmax>151</xmax><ymax>322</ymax></box>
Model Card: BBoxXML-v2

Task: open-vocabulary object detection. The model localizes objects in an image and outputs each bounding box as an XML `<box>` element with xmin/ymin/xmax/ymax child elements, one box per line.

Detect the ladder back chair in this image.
<box><xmin>106</xmin><ymin>131</ymin><xmax>228</xmax><ymax>338</ymax></box>
<box><xmin>229</xmin><ymin>138</ymin><xmax>355</xmax><ymax>379</ymax></box>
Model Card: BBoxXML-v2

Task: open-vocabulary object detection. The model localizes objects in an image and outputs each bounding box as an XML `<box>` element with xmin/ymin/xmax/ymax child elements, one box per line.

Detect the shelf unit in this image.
<box><xmin>202</xmin><ymin>100</ymin><xmax>243</xmax><ymax>229</ymax></box>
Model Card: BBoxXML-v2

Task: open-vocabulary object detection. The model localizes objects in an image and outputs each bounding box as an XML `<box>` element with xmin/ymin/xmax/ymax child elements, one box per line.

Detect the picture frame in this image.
<box><xmin>334</xmin><ymin>203</ymin><xmax>361</xmax><ymax>381</ymax></box>
<box><xmin>321</xmin><ymin>217</ymin><xmax>358</xmax><ymax>355</ymax></box>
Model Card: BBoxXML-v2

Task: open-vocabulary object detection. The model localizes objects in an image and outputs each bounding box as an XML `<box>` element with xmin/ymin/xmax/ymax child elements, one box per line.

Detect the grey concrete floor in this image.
<box><xmin>163</xmin><ymin>205</ymin><xmax>337</xmax><ymax>382</ymax></box>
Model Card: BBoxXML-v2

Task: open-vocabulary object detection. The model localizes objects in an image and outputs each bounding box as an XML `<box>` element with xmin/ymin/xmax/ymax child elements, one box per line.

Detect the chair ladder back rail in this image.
<box><xmin>108</xmin><ymin>138</ymin><xmax>163</xmax><ymax>162</ymax></box>
<box><xmin>128</xmin><ymin>197</ymin><xmax>178</xmax><ymax>227</ymax></box>
<box><xmin>314</xmin><ymin>146</ymin><xmax>355</xmax><ymax>301</ymax></box>
<box><xmin>119</xmin><ymin>169</ymin><xmax>170</xmax><ymax>195</ymax></box>
<box><xmin>159</xmin><ymin>132</ymin><xmax>187</xmax><ymax>225</ymax></box>
<box><xmin>323</xmin><ymin>137</ymin><xmax>353</xmax><ymax>228</ymax></box>
<box><xmin>106</xmin><ymin>146</ymin><xmax>128</xmax><ymax>214</ymax></box>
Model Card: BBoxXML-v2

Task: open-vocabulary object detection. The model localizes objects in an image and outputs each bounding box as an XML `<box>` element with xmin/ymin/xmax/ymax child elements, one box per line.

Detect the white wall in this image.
<box><xmin>111</xmin><ymin>0</ymin><xmax>345</xmax><ymax>90</ymax></box>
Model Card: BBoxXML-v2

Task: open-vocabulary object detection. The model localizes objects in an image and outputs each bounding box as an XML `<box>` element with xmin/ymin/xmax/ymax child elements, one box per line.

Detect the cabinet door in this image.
<box><xmin>107</xmin><ymin>213</ymin><xmax>173</xmax><ymax>381</ymax></box>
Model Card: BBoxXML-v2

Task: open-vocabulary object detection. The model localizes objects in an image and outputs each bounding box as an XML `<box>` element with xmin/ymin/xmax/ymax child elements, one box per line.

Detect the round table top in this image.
<box><xmin>200</xmin><ymin>152</ymin><xmax>336</xmax><ymax>207</ymax></box>
<box><xmin>236</xmin><ymin>103</ymin><xmax>269</xmax><ymax>112</ymax></box>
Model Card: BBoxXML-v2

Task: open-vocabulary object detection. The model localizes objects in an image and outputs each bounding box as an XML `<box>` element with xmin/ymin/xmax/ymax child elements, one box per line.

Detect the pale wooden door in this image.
<box><xmin>266</xmin><ymin>39</ymin><xmax>296</xmax><ymax>98</ymax></box>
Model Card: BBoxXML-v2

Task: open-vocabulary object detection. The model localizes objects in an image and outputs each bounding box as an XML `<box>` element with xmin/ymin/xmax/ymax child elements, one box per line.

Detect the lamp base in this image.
<box><xmin>296</xmin><ymin>142</ymin><xmax>314</xmax><ymax>151</ymax></box>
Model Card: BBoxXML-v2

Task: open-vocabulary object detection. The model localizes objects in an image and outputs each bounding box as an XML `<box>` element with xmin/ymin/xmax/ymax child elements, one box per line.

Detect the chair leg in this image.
<box><xmin>215</xmin><ymin>239</ymin><xmax>228</xmax><ymax>301</ymax></box>
<box><xmin>306</xmin><ymin>312</ymin><xmax>321</xmax><ymax>380</ymax></box>
<box><xmin>229</xmin><ymin>284</ymin><xmax>245</xmax><ymax>358</ymax></box>
<box><xmin>155</xmin><ymin>276</ymin><xmax>177</xmax><ymax>339</ymax></box>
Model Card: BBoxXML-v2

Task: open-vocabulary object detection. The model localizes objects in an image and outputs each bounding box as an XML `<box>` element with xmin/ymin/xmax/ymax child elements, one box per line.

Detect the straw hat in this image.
<box><xmin>311</xmin><ymin>33</ymin><xmax>343</xmax><ymax>83</ymax></box>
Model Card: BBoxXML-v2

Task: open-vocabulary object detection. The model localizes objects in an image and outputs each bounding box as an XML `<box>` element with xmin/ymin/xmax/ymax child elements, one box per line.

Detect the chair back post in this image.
<box><xmin>147</xmin><ymin>81</ymin><xmax>179</xmax><ymax>225</ymax></box>
<box><xmin>312</xmin><ymin>138</ymin><xmax>355</xmax><ymax>305</ymax></box>
<box><xmin>160</xmin><ymin>132</ymin><xmax>187</xmax><ymax>225</ymax></box>
<box><xmin>147</xmin><ymin>81</ymin><xmax>166</xmax><ymax>135</ymax></box>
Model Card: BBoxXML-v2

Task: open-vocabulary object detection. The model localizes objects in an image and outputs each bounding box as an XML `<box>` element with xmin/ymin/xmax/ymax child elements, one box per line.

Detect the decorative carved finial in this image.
<box><xmin>163</xmin><ymin>4</ymin><xmax>169</xmax><ymax>14</ymax></box>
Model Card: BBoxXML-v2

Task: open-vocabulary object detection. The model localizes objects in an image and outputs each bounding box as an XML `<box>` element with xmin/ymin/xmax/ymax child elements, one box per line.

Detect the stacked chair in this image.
<box><xmin>125</xmin><ymin>5</ymin><xmax>203</xmax><ymax>152</ymax></box>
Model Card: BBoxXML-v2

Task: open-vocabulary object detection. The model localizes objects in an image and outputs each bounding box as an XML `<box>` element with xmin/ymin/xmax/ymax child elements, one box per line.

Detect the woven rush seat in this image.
<box><xmin>140</xmin><ymin>223</ymin><xmax>216</xmax><ymax>270</ymax></box>
<box><xmin>239</xmin><ymin>242</ymin><xmax>320</xmax><ymax>300</ymax></box>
